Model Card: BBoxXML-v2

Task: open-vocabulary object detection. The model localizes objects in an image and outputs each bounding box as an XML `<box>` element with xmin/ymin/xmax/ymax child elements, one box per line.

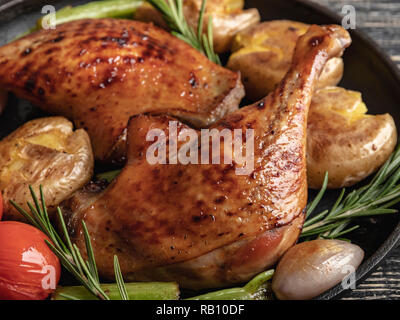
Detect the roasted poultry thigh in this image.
<box><xmin>0</xmin><ymin>19</ymin><xmax>244</xmax><ymax>163</ymax></box>
<box><xmin>62</xmin><ymin>24</ymin><xmax>351</xmax><ymax>289</ymax></box>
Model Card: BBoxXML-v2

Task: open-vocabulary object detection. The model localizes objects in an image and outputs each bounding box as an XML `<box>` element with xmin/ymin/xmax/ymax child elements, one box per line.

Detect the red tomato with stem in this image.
<box><xmin>0</xmin><ymin>221</ymin><xmax>61</xmax><ymax>300</ymax></box>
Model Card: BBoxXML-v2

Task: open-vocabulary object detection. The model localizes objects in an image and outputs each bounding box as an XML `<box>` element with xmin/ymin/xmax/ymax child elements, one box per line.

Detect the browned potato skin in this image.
<box><xmin>135</xmin><ymin>0</ymin><xmax>260</xmax><ymax>53</ymax></box>
<box><xmin>0</xmin><ymin>19</ymin><xmax>244</xmax><ymax>163</ymax></box>
<box><xmin>307</xmin><ymin>87</ymin><xmax>397</xmax><ymax>189</ymax></box>
<box><xmin>227</xmin><ymin>20</ymin><xmax>344</xmax><ymax>101</ymax></box>
<box><xmin>0</xmin><ymin>117</ymin><xmax>94</xmax><ymax>221</ymax></box>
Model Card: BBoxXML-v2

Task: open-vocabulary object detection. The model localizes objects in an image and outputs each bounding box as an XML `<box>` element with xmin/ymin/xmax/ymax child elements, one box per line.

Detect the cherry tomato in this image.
<box><xmin>0</xmin><ymin>221</ymin><xmax>61</xmax><ymax>300</ymax></box>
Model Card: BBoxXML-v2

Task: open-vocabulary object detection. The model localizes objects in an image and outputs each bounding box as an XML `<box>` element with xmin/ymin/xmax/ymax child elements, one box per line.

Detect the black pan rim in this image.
<box><xmin>290</xmin><ymin>0</ymin><xmax>400</xmax><ymax>300</ymax></box>
<box><xmin>0</xmin><ymin>0</ymin><xmax>399</xmax><ymax>300</ymax></box>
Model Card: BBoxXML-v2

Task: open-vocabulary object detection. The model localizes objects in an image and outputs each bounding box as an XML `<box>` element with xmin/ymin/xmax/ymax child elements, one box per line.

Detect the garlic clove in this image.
<box><xmin>272</xmin><ymin>239</ymin><xmax>364</xmax><ymax>300</ymax></box>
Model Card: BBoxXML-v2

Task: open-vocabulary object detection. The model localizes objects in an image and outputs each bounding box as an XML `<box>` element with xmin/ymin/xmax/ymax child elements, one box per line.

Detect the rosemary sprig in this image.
<box><xmin>114</xmin><ymin>255</ymin><xmax>129</xmax><ymax>300</ymax></box>
<box><xmin>10</xmin><ymin>186</ymin><xmax>126</xmax><ymax>300</ymax></box>
<box><xmin>146</xmin><ymin>0</ymin><xmax>221</xmax><ymax>64</ymax></box>
<box><xmin>302</xmin><ymin>143</ymin><xmax>400</xmax><ymax>239</ymax></box>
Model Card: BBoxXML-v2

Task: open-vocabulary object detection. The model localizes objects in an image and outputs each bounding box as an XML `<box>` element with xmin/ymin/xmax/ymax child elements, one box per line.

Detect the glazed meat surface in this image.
<box><xmin>0</xmin><ymin>19</ymin><xmax>244</xmax><ymax>163</ymax></box>
<box><xmin>62</xmin><ymin>24</ymin><xmax>351</xmax><ymax>289</ymax></box>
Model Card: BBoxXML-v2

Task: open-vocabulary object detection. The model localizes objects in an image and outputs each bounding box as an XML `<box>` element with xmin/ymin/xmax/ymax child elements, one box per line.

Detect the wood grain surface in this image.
<box><xmin>310</xmin><ymin>0</ymin><xmax>400</xmax><ymax>300</ymax></box>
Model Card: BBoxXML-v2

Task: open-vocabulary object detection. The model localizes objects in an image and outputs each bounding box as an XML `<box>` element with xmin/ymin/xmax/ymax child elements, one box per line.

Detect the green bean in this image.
<box><xmin>37</xmin><ymin>0</ymin><xmax>143</xmax><ymax>29</ymax></box>
<box><xmin>187</xmin><ymin>270</ymin><xmax>274</xmax><ymax>300</ymax></box>
<box><xmin>96</xmin><ymin>169</ymin><xmax>122</xmax><ymax>183</ymax></box>
<box><xmin>52</xmin><ymin>282</ymin><xmax>180</xmax><ymax>300</ymax></box>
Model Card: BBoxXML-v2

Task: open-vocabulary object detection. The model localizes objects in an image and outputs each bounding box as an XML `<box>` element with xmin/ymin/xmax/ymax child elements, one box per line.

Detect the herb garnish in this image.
<box><xmin>303</xmin><ymin>143</ymin><xmax>400</xmax><ymax>239</ymax></box>
<box><xmin>146</xmin><ymin>0</ymin><xmax>221</xmax><ymax>64</ymax></box>
<box><xmin>10</xmin><ymin>186</ymin><xmax>127</xmax><ymax>300</ymax></box>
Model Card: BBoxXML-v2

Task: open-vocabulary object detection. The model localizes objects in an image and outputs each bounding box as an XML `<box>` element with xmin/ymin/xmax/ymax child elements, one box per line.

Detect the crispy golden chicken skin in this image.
<box><xmin>227</xmin><ymin>20</ymin><xmax>344</xmax><ymax>101</ymax></box>
<box><xmin>61</xmin><ymin>25</ymin><xmax>351</xmax><ymax>289</ymax></box>
<box><xmin>135</xmin><ymin>0</ymin><xmax>260</xmax><ymax>53</ymax></box>
<box><xmin>0</xmin><ymin>19</ymin><xmax>244</xmax><ymax>163</ymax></box>
<box><xmin>0</xmin><ymin>117</ymin><xmax>93</xmax><ymax>221</ymax></box>
<box><xmin>307</xmin><ymin>87</ymin><xmax>397</xmax><ymax>189</ymax></box>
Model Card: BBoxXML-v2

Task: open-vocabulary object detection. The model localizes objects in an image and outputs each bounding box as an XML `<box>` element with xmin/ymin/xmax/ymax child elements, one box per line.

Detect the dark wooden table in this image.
<box><xmin>309</xmin><ymin>0</ymin><xmax>400</xmax><ymax>300</ymax></box>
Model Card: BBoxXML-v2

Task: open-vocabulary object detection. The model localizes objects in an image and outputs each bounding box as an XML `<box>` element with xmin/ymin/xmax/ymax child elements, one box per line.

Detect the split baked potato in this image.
<box><xmin>135</xmin><ymin>0</ymin><xmax>260</xmax><ymax>53</ymax></box>
<box><xmin>227</xmin><ymin>20</ymin><xmax>344</xmax><ymax>101</ymax></box>
<box><xmin>307</xmin><ymin>87</ymin><xmax>397</xmax><ymax>189</ymax></box>
<box><xmin>0</xmin><ymin>117</ymin><xmax>94</xmax><ymax>220</ymax></box>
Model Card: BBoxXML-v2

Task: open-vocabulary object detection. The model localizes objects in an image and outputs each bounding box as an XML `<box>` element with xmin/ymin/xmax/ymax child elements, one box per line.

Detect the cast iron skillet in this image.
<box><xmin>0</xmin><ymin>0</ymin><xmax>399</xmax><ymax>300</ymax></box>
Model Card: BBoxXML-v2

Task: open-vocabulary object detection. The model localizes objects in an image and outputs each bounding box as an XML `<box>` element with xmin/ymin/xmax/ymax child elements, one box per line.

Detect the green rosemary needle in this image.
<box><xmin>146</xmin><ymin>0</ymin><xmax>221</xmax><ymax>64</ymax></box>
<box><xmin>302</xmin><ymin>143</ymin><xmax>400</xmax><ymax>239</ymax></box>
<box><xmin>114</xmin><ymin>255</ymin><xmax>129</xmax><ymax>300</ymax></box>
<box><xmin>10</xmin><ymin>186</ymin><xmax>122</xmax><ymax>300</ymax></box>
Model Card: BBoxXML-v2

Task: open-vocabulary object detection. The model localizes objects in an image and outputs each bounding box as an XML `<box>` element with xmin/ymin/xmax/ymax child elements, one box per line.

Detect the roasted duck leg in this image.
<box><xmin>0</xmin><ymin>19</ymin><xmax>244</xmax><ymax>163</ymax></box>
<box><xmin>62</xmin><ymin>25</ymin><xmax>351</xmax><ymax>289</ymax></box>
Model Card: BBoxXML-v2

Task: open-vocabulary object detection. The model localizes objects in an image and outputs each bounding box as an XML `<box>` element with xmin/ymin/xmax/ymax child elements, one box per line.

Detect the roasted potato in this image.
<box><xmin>227</xmin><ymin>20</ymin><xmax>344</xmax><ymax>101</ymax></box>
<box><xmin>135</xmin><ymin>0</ymin><xmax>260</xmax><ymax>53</ymax></box>
<box><xmin>0</xmin><ymin>117</ymin><xmax>94</xmax><ymax>220</ymax></box>
<box><xmin>307</xmin><ymin>87</ymin><xmax>397</xmax><ymax>189</ymax></box>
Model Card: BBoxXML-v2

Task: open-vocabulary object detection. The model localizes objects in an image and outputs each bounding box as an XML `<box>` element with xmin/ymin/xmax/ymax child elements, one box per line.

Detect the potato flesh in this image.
<box><xmin>25</xmin><ymin>131</ymin><xmax>69</xmax><ymax>151</ymax></box>
<box><xmin>312</xmin><ymin>87</ymin><xmax>369</xmax><ymax>123</ymax></box>
<box><xmin>194</xmin><ymin>0</ymin><xmax>244</xmax><ymax>14</ymax></box>
<box><xmin>231</xmin><ymin>23</ymin><xmax>309</xmax><ymax>55</ymax></box>
<box><xmin>223</xmin><ymin>0</ymin><xmax>244</xmax><ymax>13</ymax></box>
<box><xmin>230</xmin><ymin>35</ymin><xmax>284</xmax><ymax>61</ymax></box>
